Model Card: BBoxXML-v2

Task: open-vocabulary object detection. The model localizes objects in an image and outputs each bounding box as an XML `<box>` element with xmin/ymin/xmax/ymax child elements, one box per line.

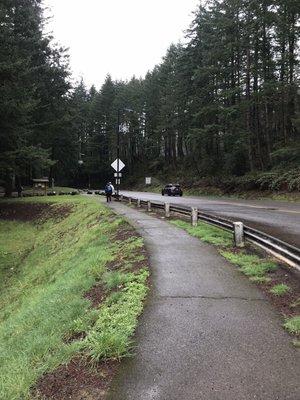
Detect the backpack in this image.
<box><xmin>105</xmin><ymin>184</ymin><xmax>112</xmax><ymax>194</ymax></box>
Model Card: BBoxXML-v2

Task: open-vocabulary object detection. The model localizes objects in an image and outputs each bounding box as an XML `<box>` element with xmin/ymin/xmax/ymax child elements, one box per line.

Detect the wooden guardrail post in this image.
<box><xmin>191</xmin><ymin>207</ymin><xmax>198</xmax><ymax>227</ymax></box>
<box><xmin>137</xmin><ymin>198</ymin><xmax>141</xmax><ymax>208</ymax></box>
<box><xmin>128</xmin><ymin>197</ymin><xmax>132</xmax><ymax>205</ymax></box>
<box><xmin>165</xmin><ymin>203</ymin><xmax>170</xmax><ymax>218</ymax></box>
<box><xmin>233</xmin><ymin>222</ymin><xmax>245</xmax><ymax>247</ymax></box>
<box><xmin>147</xmin><ymin>200</ymin><xmax>151</xmax><ymax>212</ymax></box>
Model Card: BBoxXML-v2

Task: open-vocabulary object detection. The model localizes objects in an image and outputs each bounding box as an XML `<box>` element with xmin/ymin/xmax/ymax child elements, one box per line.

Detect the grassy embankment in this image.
<box><xmin>170</xmin><ymin>219</ymin><xmax>300</xmax><ymax>342</ymax></box>
<box><xmin>0</xmin><ymin>196</ymin><xmax>148</xmax><ymax>400</ymax></box>
<box><xmin>182</xmin><ymin>188</ymin><xmax>300</xmax><ymax>202</ymax></box>
<box><xmin>22</xmin><ymin>186</ymin><xmax>77</xmax><ymax>195</ymax></box>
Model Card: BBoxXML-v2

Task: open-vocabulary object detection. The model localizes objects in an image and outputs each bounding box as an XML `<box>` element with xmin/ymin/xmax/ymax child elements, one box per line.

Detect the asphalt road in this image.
<box><xmin>107</xmin><ymin>202</ymin><xmax>300</xmax><ymax>400</ymax></box>
<box><xmin>121</xmin><ymin>190</ymin><xmax>300</xmax><ymax>248</ymax></box>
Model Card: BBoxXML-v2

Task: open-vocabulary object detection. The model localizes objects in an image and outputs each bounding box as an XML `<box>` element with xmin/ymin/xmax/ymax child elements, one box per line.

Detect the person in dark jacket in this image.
<box><xmin>105</xmin><ymin>182</ymin><xmax>113</xmax><ymax>202</ymax></box>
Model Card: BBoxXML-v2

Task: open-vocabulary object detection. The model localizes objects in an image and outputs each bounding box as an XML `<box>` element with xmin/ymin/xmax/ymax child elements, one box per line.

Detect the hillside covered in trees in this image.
<box><xmin>1</xmin><ymin>0</ymin><xmax>299</xmax><ymax>195</ymax></box>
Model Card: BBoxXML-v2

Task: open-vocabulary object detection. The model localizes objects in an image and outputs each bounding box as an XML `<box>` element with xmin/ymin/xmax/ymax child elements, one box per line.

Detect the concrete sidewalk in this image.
<box><xmin>106</xmin><ymin>201</ymin><xmax>299</xmax><ymax>400</ymax></box>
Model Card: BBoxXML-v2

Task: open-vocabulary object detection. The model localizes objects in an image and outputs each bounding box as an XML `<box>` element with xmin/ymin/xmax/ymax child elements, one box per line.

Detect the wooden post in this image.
<box><xmin>137</xmin><ymin>198</ymin><xmax>141</xmax><ymax>208</ymax></box>
<box><xmin>165</xmin><ymin>203</ymin><xmax>170</xmax><ymax>218</ymax></box>
<box><xmin>128</xmin><ymin>197</ymin><xmax>132</xmax><ymax>205</ymax></box>
<box><xmin>233</xmin><ymin>222</ymin><xmax>245</xmax><ymax>247</ymax></box>
<box><xmin>191</xmin><ymin>207</ymin><xmax>198</xmax><ymax>227</ymax></box>
<box><xmin>147</xmin><ymin>200</ymin><xmax>151</xmax><ymax>212</ymax></box>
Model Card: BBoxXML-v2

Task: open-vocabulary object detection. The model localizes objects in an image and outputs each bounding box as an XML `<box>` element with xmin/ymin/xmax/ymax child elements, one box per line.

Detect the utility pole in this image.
<box><xmin>115</xmin><ymin>108</ymin><xmax>134</xmax><ymax>199</ymax></box>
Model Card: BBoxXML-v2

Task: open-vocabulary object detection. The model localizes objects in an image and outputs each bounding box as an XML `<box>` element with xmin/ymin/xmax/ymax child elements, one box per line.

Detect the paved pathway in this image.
<box><xmin>106</xmin><ymin>201</ymin><xmax>299</xmax><ymax>400</ymax></box>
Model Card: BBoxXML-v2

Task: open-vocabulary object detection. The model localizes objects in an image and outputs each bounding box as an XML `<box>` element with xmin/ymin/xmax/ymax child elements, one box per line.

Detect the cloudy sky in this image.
<box><xmin>44</xmin><ymin>0</ymin><xmax>200</xmax><ymax>88</ymax></box>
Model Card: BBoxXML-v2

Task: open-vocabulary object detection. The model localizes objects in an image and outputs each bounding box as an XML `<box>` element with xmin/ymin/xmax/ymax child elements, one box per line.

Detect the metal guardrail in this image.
<box><xmin>118</xmin><ymin>194</ymin><xmax>300</xmax><ymax>271</ymax></box>
<box><xmin>243</xmin><ymin>226</ymin><xmax>300</xmax><ymax>268</ymax></box>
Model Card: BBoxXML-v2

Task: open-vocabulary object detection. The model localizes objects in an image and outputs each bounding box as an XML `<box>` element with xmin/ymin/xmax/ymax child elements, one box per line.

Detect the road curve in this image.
<box><xmin>121</xmin><ymin>190</ymin><xmax>300</xmax><ymax>248</ymax></box>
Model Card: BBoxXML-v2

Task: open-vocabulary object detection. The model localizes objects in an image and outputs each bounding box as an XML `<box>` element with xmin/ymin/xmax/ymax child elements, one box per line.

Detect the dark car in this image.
<box><xmin>161</xmin><ymin>183</ymin><xmax>183</xmax><ymax>196</ymax></box>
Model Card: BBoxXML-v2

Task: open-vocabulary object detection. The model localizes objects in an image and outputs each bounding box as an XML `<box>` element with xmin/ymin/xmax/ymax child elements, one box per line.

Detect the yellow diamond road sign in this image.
<box><xmin>111</xmin><ymin>158</ymin><xmax>125</xmax><ymax>172</ymax></box>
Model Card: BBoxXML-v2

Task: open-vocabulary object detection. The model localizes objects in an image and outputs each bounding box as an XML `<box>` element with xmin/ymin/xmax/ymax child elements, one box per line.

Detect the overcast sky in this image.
<box><xmin>44</xmin><ymin>0</ymin><xmax>200</xmax><ymax>88</ymax></box>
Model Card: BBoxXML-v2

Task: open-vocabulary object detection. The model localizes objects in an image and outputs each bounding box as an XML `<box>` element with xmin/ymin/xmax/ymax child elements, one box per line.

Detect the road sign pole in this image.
<box><xmin>113</xmin><ymin>107</ymin><xmax>131</xmax><ymax>200</ymax></box>
<box><xmin>116</xmin><ymin>109</ymin><xmax>120</xmax><ymax>200</ymax></box>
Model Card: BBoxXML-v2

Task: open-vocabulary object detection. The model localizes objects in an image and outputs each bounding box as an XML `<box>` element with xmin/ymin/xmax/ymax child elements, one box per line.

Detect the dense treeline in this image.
<box><xmin>1</xmin><ymin>0</ymin><xmax>299</xmax><ymax>195</ymax></box>
<box><xmin>0</xmin><ymin>0</ymin><xmax>78</xmax><ymax>195</ymax></box>
<box><xmin>74</xmin><ymin>0</ymin><xmax>300</xmax><ymax>191</ymax></box>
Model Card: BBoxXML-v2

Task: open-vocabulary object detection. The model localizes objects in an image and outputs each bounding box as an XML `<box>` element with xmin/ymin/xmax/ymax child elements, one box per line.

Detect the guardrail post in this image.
<box><xmin>233</xmin><ymin>222</ymin><xmax>245</xmax><ymax>247</ymax></box>
<box><xmin>147</xmin><ymin>200</ymin><xmax>151</xmax><ymax>212</ymax></box>
<box><xmin>128</xmin><ymin>197</ymin><xmax>132</xmax><ymax>205</ymax></box>
<box><xmin>165</xmin><ymin>203</ymin><xmax>170</xmax><ymax>218</ymax></box>
<box><xmin>191</xmin><ymin>207</ymin><xmax>198</xmax><ymax>227</ymax></box>
<box><xmin>137</xmin><ymin>199</ymin><xmax>141</xmax><ymax>208</ymax></box>
<box><xmin>120</xmin><ymin>194</ymin><xmax>123</xmax><ymax>201</ymax></box>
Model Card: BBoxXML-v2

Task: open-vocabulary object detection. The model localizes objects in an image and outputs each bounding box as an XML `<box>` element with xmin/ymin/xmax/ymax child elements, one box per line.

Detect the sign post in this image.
<box><xmin>111</xmin><ymin>158</ymin><xmax>125</xmax><ymax>199</ymax></box>
<box><xmin>111</xmin><ymin>159</ymin><xmax>125</xmax><ymax>172</ymax></box>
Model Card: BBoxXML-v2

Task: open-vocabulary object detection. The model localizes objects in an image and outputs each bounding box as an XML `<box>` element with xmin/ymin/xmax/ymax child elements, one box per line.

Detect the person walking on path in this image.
<box><xmin>105</xmin><ymin>182</ymin><xmax>113</xmax><ymax>202</ymax></box>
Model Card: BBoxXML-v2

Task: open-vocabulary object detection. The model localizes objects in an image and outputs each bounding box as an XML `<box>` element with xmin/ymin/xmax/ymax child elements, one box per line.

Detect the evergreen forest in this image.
<box><xmin>1</xmin><ymin>0</ymin><xmax>299</xmax><ymax>195</ymax></box>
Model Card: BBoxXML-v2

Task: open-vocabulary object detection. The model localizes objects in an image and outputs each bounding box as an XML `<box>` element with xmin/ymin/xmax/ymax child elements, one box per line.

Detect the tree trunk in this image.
<box><xmin>4</xmin><ymin>174</ymin><xmax>13</xmax><ymax>197</ymax></box>
<box><xmin>246</xmin><ymin>45</ymin><xmax>254</xmax><ymax>171</ymax></box>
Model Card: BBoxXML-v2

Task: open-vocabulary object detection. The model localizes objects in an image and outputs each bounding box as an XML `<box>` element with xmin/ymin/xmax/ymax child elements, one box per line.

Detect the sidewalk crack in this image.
<box><xmin>159</xmin><ymin>295</ymin><xmax>266</xmax><ymax>301</ymax></box>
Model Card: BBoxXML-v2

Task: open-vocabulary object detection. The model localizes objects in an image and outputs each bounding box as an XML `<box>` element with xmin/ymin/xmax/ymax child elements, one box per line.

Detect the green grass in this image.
<box><xmin>84</xmin><ymin>269</ymin><xmax>148</xmax><ymax>361</ymax></box>
<box><xmin>0</xmin><ymin>221</ymin><xmax>37</xmax><ymax>291</ymax></box>
<box><xmin>170</xmin><ymin>219</ymin><xmax>278</xmax><ymax>281</ymax></box>
<box><xmin>269</xmin><ymin>284</ymin><xmax>291</xmax><ymax>296</ymax></box>
<box><xmin>102</xmin><ymin>270</ymin><xmax>131</xmax><ymax>290</ymax></box>
<box><xmin>283</xmin><ymin>316</ymin><xmax>300</xmax><ymax>335</ymax></box>
<box><xmin>22</xmin><ymin>185</ymin><xmax>77</xmax><ymax>194</ymax></box>
<box><xmin>0</xmin><ymin>196</ymin><xmax>148</xmax><ymax>400</ymax></box>
<box><xmin>170</xmin><ymin>219</ymin><xmax>233</xmax><ymax>247</ymax></box>
<box><xmin>220</xmin><ymin>251</ymin><xmax>278</xmax><ymax>277</ymax></box>
<box><xmin>249</xmin><ymin>276</ymin><xmax>272</xmax><ymax>284</ymax></box>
